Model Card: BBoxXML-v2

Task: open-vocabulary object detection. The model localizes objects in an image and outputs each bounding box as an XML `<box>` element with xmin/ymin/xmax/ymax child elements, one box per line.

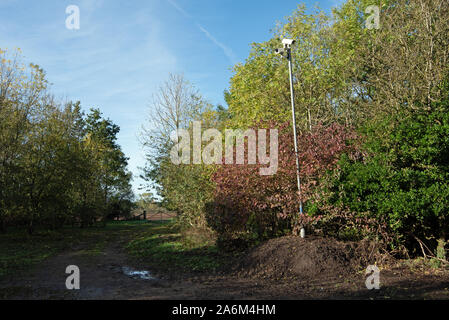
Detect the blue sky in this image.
<box><xmin>0</xmin><ymin>0</ymin><xmax>343</xmax><ymax>196</ymax></box>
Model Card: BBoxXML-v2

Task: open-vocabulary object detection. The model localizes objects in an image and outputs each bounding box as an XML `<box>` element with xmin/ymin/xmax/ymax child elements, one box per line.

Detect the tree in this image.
<box><xmin>84</xmin><ymin>108</ymin><xmax>133</xmax><ymax>225</ymax></box>
<box><xmin>0</xmin><ymin>48</ymin><xmax>133</xmax><ymax>233</ymax></box>
<box><xmin>141</xmin><ymin>73</ymin><xmax>207</xmax><ymax>147</ymax></box>
<box><xmin>226</xmin><ymin>4</ymin><xmax>362</xmax><ymax>131</ymax></box>
<box><xmin>140</xmin><ymin>74</ymin><xmax>218</xmax><ymax>228</ymax></box>
<box><xmin>0</xmin><ymin>48</ymin><xmax>48</xmax><ymax>232</ymax></box>
<box><xmin>344</xmin><ymin>0</ymin><xmax>449</xmax><ymax>120</ymax></box>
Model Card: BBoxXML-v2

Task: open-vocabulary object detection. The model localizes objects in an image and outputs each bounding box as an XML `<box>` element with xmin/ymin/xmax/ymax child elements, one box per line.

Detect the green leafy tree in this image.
<box><xmin>0</xmin><ymin>48</ymin><xmax>133</xmax><ymax>233</ymax></box>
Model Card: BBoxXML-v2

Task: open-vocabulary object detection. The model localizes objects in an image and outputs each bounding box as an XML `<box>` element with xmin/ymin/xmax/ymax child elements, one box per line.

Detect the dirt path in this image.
<box><xmin>2</xmin><ymin>232</ymin><xmax>449</xmax><ymax>300</ymax></box>
<box><xmin>0</xmin><ymin>238</ymin><xmax>304</xmax><ymax>300</ymax></box>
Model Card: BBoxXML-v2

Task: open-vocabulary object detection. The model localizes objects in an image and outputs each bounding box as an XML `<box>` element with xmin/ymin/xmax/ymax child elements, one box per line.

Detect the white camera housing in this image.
<box><xmin>282</xmin><ymin>38</ymin><xmax>296</xmax><ymax>48</ymax></box>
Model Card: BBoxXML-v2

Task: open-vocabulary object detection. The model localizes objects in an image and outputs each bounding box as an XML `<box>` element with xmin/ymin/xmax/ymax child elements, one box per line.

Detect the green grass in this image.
<box><xmin>0</xmin><ymin>230</ymin><xmax>64</xmax><ymax>278</ymax></box>
<box><xmin>126</xmin><ymin>222</ymin><xmax>234</xmax><ymax>273</ymax></box>
<box><xmin>0</xmin><ymin>220</ymin><xmax>231</xmax><ymax>279</ymax></box>
<box><xmin>0</xmin><ymin>221</ymin><xmax>154</xmax><ymax>278</ymax></box>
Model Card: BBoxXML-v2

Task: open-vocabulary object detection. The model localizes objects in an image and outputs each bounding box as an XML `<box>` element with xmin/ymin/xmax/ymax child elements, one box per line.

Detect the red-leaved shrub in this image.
<box><xmin>206</xmin><ymin>121</ymin><xmax>358</xmax><ymax>244</ymax></box>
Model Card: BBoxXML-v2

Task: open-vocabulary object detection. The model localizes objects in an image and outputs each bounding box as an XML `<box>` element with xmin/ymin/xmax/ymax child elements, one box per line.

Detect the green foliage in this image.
<box><xmin>324</xmin><ymin>83</ymin><xmax>449</xmax><ymax>250</ymax></box>
<box><xmin>0</xmin><ymin>49</ymin><xmax>133</xmax><ymax>233</ymax></box>
<box><xmin>139</xmin><ymin>0</ymin><xmax>449</xmax><ymax>259</ymax></box>
<box><xmin>141</xmin><ymin>102</ymin><xmax>226</xmax><ymax>229</ymax></box>
<box><xmin>226</xmin><ymin>1</ymin><xmax>378</xmax><ymax>130</ymax></box>
<box><xmin>143</xmin><ymin>155</ymin><xmax>215</xmax><ymax>228</ymax></box>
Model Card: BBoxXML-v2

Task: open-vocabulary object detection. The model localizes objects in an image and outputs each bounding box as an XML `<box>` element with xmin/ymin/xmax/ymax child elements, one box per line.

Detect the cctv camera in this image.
<box><xmin>282</xmin><ymin>38</ymin><xmax>296</xmax><ymax>48</ymax></box>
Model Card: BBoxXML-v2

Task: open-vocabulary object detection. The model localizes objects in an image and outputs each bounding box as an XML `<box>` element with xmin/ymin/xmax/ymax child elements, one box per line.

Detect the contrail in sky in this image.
<box><xmin>167</xmin><ymin>0</ymin><xmax>237</xmax><ymax>64</ymax></box>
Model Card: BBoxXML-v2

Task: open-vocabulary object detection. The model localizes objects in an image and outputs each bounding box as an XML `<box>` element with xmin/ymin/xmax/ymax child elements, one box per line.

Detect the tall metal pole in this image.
<box><xmin>287</xmin><ymin>47</ymin><xmax>305</xmax><ymax>237</ymax></box>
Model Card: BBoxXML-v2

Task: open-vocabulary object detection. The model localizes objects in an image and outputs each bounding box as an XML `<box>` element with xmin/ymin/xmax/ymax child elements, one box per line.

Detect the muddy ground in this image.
<box><xmin>1</xmin><ymin>226</ymin><xmax>449</xmax><ymax>300</ymax></box>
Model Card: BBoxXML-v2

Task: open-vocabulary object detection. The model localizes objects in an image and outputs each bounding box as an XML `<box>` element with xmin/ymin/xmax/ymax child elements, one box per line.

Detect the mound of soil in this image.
<box><xmin>235</xmin><ymin>235</ymin><xmax>385</xmax><ymax>280</ymax></box>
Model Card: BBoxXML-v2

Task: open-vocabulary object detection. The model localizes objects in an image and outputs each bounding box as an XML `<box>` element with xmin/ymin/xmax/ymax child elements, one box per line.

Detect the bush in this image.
<box><xmin>323</xmin><ymin>87</ymin><xmax>449</xmax><ymax>253</ymax></box>
<box><xmin>206</xmin><ymin>121</ymin><xmax>357</xmax><ymax>247</ymax></box>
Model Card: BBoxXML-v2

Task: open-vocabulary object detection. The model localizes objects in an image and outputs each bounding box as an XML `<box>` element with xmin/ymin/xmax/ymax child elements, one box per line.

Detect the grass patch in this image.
<box><xmin>0</xmin><ymin>220</ymin><xmax>233</xmax><ymax>279</ymax></box>
<box><xmin>0</xmin><ymin>221</ymin><xmax>154</xmax><ymax>278</ymax></box>
<box><xmin>126</xmin><ymin>222</ymin><xmax>236</xmax><ymax>273</ymax></box>
<box><xmin>0</xmin><ymin>229</ymin><xmax>68</xmax><ymax>278</ymax></box>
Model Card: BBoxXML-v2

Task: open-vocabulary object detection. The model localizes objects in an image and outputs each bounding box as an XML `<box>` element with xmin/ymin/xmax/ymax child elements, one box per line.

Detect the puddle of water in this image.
<box><xmin>121</xmin><ymin>266</ymin><xmax>155</xmax><ymax>280</ymax></box>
